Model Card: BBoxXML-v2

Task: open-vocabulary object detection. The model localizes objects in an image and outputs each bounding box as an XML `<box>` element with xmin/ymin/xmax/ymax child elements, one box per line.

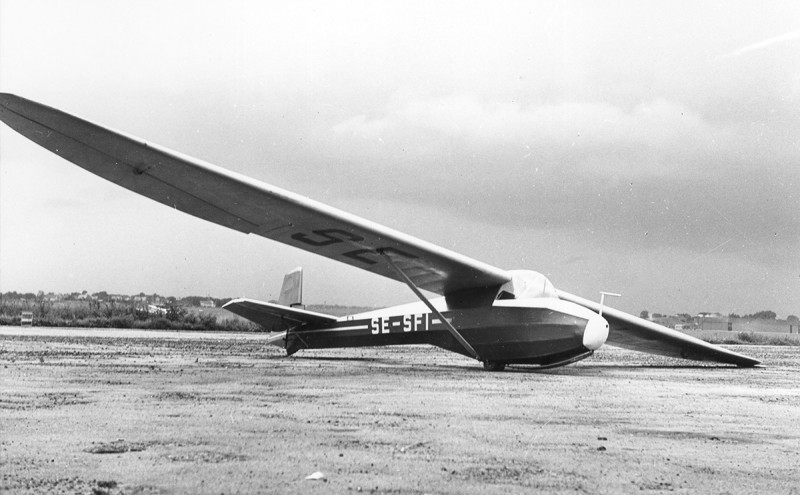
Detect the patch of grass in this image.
<box><xmin>703</xmin><ymin>332</ymin><xmax>800</xmax><ymax>346</ymax></box>
<box><xmin>0</xmin><ymin>298</ymin><xmax>262</xmax><ymax>332</ymax></box>
<box><xmin>84</xmin><ymin>440</ymin><xmax>147</xmax><ymax>454</ymax></box>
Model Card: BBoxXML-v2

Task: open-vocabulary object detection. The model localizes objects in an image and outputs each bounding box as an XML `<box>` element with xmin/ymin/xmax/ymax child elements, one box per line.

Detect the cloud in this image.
<box><xmin>333</xmin><ymin>94</ymin><xmax>730</xmax><ymax>179</ymax></box>
<box><xmin>2</xmin><ymin>1</ymin><xmax>797</xmax><ymax>314</ymax></box>
<box><xmin>332</xmin><ymin>114</ymin><xmax>391</xmax><ymax>141</ymax></box>
<box><xmin>325</xmin><ymin>92</ymin><xmax>799</xmax><ymax>268</ymax></box>
<box><xmin>353</xmin><ymin>95</ymin><xmax>697</xmax><ymax>144</ymax></box>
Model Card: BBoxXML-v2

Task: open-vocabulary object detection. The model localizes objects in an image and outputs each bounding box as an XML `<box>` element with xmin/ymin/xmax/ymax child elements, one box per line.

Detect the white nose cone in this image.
<box><xmin>583</xmin><ymin>315</ymin><xmax>609</xmax><ymax>350</ymax></box>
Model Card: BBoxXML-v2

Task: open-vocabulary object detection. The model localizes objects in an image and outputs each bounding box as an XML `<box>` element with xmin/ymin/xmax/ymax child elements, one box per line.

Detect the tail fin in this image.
<box><xmin>278</xmin><ymin>267</ymin><xmax>303</xmax><ymax>308</ymax></box>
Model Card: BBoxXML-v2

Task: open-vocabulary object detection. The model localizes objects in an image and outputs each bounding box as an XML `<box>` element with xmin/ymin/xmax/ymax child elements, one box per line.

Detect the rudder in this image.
<box><xmin>278</xmin><ymin>267</ymin><xmax>303</xmax><ymax>308</ymax></box>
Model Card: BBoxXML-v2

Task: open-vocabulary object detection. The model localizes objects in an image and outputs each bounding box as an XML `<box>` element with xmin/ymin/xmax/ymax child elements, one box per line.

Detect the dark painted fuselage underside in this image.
<box><xmin>284</xmin><ymin>306</ymin><xmax>591</xmax><ymax>366</ymax></box>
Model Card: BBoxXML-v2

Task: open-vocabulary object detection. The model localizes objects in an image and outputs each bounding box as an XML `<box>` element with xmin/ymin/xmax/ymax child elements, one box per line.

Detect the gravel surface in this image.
<box><xmin>1</xmin><ymin>327</ymin><xmax>798</xmax><ymax>494</ymax></box>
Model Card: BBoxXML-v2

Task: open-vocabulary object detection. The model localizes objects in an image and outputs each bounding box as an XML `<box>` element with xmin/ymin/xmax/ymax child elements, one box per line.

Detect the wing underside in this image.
<box><xmin>557</xmin><ymin>291</ymin><xmax>760</xmax><ymax>367</ymax></box>
<box><xmin>0</xmin><ymin>93</ymin><xmax>511</xmax><ymax>297</ymax></box>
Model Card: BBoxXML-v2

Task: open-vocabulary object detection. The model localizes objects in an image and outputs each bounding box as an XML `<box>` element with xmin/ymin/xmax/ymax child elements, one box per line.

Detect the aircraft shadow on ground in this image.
<box><xmin>270</xmin><ymin>355</ymin><xmax>728</xmax><ymax>373</ymax></box>
<box><xmin>524</xmin><ymin>364</ymin><xmax>752</xmax><ymax>377</ymax></box>
<box><xmin>275</xmin><ymin>354</ymin><xmax>753</xmax><ymax>375</ymax></box>
<box><xmin>279</xmin><ymin>355</ymin><xmax>402</xmax><ymax>365</ymax></box>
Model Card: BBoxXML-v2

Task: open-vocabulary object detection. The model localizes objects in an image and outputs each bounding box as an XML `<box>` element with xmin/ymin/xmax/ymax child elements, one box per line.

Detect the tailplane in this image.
<box><xmin>223</xmin><ymin>298</ymin><xmax>336</xmax><ymax>332</ymax></box>
<box><xmin>223</xmin><ymin>267</ymin><xmax>336</xmax><ymax>354</ymax></box>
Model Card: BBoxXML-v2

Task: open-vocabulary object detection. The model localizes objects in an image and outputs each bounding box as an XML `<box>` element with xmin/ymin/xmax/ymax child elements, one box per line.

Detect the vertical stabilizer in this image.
<box><xmin>278</xmin><ymin>267</ymin><xmax>303</xmax><ymax>308</ymax></box>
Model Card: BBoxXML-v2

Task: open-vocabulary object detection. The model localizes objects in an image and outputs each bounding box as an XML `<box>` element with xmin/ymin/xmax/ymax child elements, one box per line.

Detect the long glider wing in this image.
<box><xmin>558</xmin><ymin>291</ymin><xmax>760</xmax><ymax>367</ymax></box>
<box><xmin>0</xmin><ymin>93</ymin><xmax>511</xmax><ymax>296</ymax></box>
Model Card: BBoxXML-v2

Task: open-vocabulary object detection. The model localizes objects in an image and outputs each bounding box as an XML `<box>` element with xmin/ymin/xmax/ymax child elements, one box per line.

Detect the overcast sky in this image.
<box><xmin>1</xmin><ymin>0</ymin><xmax>798</xmax><ymax>317</ymax></box>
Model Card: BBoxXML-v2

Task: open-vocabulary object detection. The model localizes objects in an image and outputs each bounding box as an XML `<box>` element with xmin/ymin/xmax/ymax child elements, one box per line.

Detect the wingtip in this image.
<box><xmin>222</xmin><ymin>298</ymin><xmax>248</xmax><ymax>308</ymax></box>
<box><xmin>0</xmin><ymin>93</ymin><xmax>29</xmax><ymax>115</ymax></box>
<box><xmin>738</xmin><ymin>358</ymin><xmax>762</xmax><ymax>368</ymax></box>
<box><xmin>723</xmin><ymin>348</ymin><xmax>762</xmax><ymax>367</ymax></box>
<box><xmin>0</xmin><ymin>93</ymin><xmax>23</xmax><ymax>125</ymax></box>
<box><xmin>0</xmin><ymin>92</ymin><xmax>19</xmax><ymax>104</ymax></box>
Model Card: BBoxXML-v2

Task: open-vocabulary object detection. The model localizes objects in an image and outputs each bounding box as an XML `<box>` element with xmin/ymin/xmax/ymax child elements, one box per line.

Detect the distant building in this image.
<box><xmin>147</xmin><ymin>304</ymin><xmax>167</xmax><ymax>315</ymax></box>
<box><xmin>694</xmin><ymin>314</ymin><xmax>732</xmax><ymax>331</ymax></box>
<box><xmin>200</xmin><ymin>299</ymin><xmax>216</xmax><ymax>308</ymax></box>
<box><xmin>733</xmin><ymin>317</ymin><xmax>792</xmax><ymax>334</ymax></box>
<box><xmin>651</xmin><ymin>315</ymin><xmax>688</xmax><ymax>330</ymax></box>
<box><xmin>20</xmin><ymin>311</ymin><xmax>33</xmax><ymax>326</ymax></box>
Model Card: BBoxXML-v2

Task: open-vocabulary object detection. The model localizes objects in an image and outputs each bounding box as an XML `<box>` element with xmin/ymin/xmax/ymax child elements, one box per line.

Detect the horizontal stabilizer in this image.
<box><xmin>557</xmin><ymin>291</ymin><xmax>760</xmax><ymax>367</ymax></box>
<box><xmin>223</xmin><ymin>298</ymin><xmax>337</xmax><ymax>332</ymax></box>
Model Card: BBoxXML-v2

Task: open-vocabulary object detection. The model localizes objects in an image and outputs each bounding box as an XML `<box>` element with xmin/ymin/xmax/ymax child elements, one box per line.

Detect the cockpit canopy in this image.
<box><xmin>496</xmin><ymin>270</ymin><xmax>558</xmax><ymax>300</ymax></box>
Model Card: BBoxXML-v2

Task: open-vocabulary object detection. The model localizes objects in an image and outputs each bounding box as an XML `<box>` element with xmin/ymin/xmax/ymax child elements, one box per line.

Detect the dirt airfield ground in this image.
<box><xmin>1</xmin><ymin>327</ymin><xmax>798</xmax><ymax>495</ymax></box>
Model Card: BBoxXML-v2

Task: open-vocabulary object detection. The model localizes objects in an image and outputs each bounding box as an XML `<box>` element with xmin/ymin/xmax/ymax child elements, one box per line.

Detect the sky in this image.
<box><xmin>1</xmin><ymin>0</ymin><xmax>798</xmax><ymax>317</ymax></box>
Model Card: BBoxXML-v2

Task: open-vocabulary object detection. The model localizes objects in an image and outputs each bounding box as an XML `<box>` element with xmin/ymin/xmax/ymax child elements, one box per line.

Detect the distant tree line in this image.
<box><xmin>640</xmin><ymin>309</ymin><xmax>796</xmax><ymax>323</ymax></box>
<box><xmin>0</xmin><ymin>295</ymin><xmax>259</xmax><ymax>331</ymax></box>
<box><xmin>740</xmin><ymin>310</ymin><xmax>776</xmax><ymax>320</ymax></box>
<box><xmin>0</xmin><ymin>291</ymin><xmax>236</xmax><ymax>307</ymax></box>
<box><xmin>726</xmin><ymin>310</ymin><xmax>796</xmax><ymax>320</ymax></box>
<box><xmin>177</xmin><ymin>296</ymin><xmax>235</xmax><ymax>307</ymax></box>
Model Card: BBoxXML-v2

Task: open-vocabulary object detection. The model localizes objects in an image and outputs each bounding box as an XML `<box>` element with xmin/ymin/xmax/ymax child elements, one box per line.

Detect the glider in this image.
<box><xmin>0</xmin><ymin>93</ymin><xmax>760</xmax><ymax>370</ymax></box>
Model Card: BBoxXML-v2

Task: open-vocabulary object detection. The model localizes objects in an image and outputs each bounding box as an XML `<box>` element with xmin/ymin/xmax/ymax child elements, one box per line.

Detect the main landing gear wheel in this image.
<box><xmin>482</xmin><ymin>360</ymin><xmax>506</xmax><ymax>372</ymax></box>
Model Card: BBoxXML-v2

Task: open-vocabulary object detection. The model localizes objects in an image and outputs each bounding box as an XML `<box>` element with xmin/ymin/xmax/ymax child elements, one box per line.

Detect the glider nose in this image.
<box><xmin>583</xmin><ymin>314</ymin><xmax>609</xmax><ymax>350</ymax></box>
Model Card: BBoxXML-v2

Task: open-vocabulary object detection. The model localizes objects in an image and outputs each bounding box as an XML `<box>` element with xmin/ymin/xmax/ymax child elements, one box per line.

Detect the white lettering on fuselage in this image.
<box><xmin>369</xmin><ymin>313</ymin><xmax>433</xmax><ymax>335</ymax></box>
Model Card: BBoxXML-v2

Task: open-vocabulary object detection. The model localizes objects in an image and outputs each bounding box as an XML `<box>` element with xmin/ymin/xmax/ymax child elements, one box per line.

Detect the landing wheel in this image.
<box><xmin>482</xmin><ymin>360</ymin><xmax>506</xmax><ymax>372</ymax></box>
